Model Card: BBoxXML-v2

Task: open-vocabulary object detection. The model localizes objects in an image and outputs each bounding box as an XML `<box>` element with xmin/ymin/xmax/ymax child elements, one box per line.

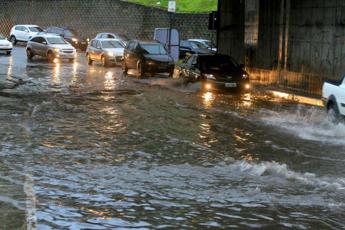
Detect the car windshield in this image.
<box><xmin>47</xmin><ymin>37</ymin><xmax>67</xmax><ymax>44</ymax></box>
<box><xmin>64</xmin><ymin>30</ymin><xmax>76</xmax><ymax>37</ymax></box>
<box><xmin>29</xmin><ymin>27</ymin><xmax>44</xmax><ymax>32</ymax></box>
<box><xmin>190</xmin><ymin>41</ymin><xmax>208</xmax><ymax>49</ymax></box>
<box><xmin>101</xmin><ymin>40</ymin><xmax>124</xmax><ymax>48</ymax></box>
<box><xmin>140</xmin><ymin>44</ymin><xmax>167</xmax><ymax>55</ymax></box>
<box><xmin>200</xmin><ymin>55</ymin><xmax>239</xmax><ymax>71</ymax></box>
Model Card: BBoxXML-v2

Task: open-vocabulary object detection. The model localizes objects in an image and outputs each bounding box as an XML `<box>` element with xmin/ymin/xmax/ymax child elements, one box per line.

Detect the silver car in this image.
<box><xmin>26</xmin><ymin>34</ymin><xmax>76</xmax><ymax>63</ymax></box>
<box><xmin>86</xmin><ymin>38</ymin><xmax>124</xmax><ymax>67</ymax></box>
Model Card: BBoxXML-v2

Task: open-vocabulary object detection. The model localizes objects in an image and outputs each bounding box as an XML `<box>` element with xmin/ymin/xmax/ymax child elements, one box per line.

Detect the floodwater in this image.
<box><xmin>1</xmin><ymin>47</ymin><xmax>345</xmax><ymax>229</ymax></box>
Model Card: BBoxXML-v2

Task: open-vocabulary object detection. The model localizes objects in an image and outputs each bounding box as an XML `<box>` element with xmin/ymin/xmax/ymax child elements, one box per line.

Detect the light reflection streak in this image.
<box><xmin>202</xmin><ymin>92</ymin><xmax>216</xmax><ymax>108</ymax></box>
<box><xmin>53</xmin><ymin>63</ymin><xmax>61</xmax><ymax>85</ymax></box>
<box><xmin>242</xmin><ymin>93</ymin><xmax>253</xmax><ymax>107</ymax></box>
<box><xmin>7</xmin><ymin>55</ymin><xmax>13</xmax><ymax>81</ymax></box>
<box><xmin>104</xmin><ymin>71</ymin><xmax>115</xmax><ymax>91</ymax></box>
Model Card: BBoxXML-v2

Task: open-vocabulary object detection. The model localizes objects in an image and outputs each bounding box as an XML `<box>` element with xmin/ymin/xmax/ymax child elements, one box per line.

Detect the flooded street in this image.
<box><xmin>1</xmin><ymin>47</ymin><xmax>345</xmax><ymax>229</ymax></box>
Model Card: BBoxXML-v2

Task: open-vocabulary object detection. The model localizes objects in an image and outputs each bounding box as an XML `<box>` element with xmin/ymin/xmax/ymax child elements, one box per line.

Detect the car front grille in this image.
<box><xmin>62</xmin><ymin>49</ymin><xmax>74</xmax><ymax>53</ymax></box>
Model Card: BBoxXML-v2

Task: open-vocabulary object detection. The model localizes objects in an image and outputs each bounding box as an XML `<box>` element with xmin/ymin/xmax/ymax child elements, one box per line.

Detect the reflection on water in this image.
<box><xmin>242</xmin><ymin>93</ymin><xmax>253</xmax><ymax>107</ymax></box>
<box><xmin>104</xmin><ymin>71</ymin><xmax>115</xmax><ymax>91</ymax></box>
<box><xmin>202</xmin><ymin>92</ymin><xmax>216</xmax><ymax>108</ymax></box>
<box><xmin>52</xmin><ymin>63</ymin><xmax>60</xmax><ymax>85</ymax></box>
<box><xmin>6</xmin><ymin>55</ymin><xmax>13</xmax><ymax>81</ymax></box>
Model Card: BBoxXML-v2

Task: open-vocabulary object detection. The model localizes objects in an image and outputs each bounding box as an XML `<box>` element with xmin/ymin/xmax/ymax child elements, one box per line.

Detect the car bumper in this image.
<box><xmin>107</xmin><ymin>56</ymin><xmax>123</xmax><ymax>63</ymax></box>
<box><xmin>0</xmin><ymin>47</ymin><xmax>12</xmax><ymax>51</ymax></box>
<box><xmin>55</xmin><ymin>53</ymin><xmax>76</xmax><ymax>59</ymax></box>
<box><xmin>203</xmin><ymin>80</ymin><xmax>251</xmax><ymax>91</ymax></box>
<box><xmin>144</xmin><ymin>63</ymin><xmax>175</xmax><ymax>73</ymax></box>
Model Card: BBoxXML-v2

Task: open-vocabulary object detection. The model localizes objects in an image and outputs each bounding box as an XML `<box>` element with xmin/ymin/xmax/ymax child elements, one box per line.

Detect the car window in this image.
<box><xmin>30</xmin><ymin>37</ymin><xmax>41</xmax><ymax>43</ymax></box>
<box><xmin>0</xmin><ymin>34</ymin><xmax>5</xmax><ymax>40</ymax></box>
<box><xmin>90</xmin><ymin>40</ymin><xmax>97</xmax><ymax>48</ymax></box>
<box><xmin>96</xmin><ymin>41</ymin><xmax>101</xmax><ymax>49</ymax></box>
<box><xmin>107</xmin><ymin>34</ymin><xmax>115</xmax><ymax>39</ymax></box>
<box><xmin>127</xmin><ymin>42</ymin><xmax>135</xmax><ymax>51</ymax></box>
<box><xmin>190</xmin><ymin>41</ymin><xmax>208</xmax><ymax>49</ymax></box>
<box><xmin>47</xmin><ymin>37</ymin><xmax>67</xmax><ymax>44</ymax></box>
<box><xmin>29</xmin><ymin>27</ymin><xmax>43</xmax><ymax>32</ymax></box>
<box><xmin>101</xmin><ymin>40</ymin><xmax>124</xmax><ymax>48</ymax></box>
<box><xmin>140</xmin><ymin>44</ymin><xmax>167</xmax><ymax>55</ymax></box>
<box><xmin>64</xmin><ymin>30</ymin><xmax>75</xmax><ymax>37</ymax></box>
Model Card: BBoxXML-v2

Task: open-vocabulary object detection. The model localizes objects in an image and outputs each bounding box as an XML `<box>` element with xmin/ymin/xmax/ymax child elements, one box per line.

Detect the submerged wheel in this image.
<box><xmin>10</xmin><ymin>36</ymin><xmax>17</xmax><ymax>45</ymax></box>
<box><xmin>137</xmin><ymin>61</ymin><xmax>144</xmax><ymax>78</ymax></box>
<box><xmin>327</xmin><ymin>103</ymin><xmax>341</xmax><ymax>124</ymax></box>
<box><xmin>122</xmin><ymin>60</ymin><xmax>128</xmax><ymax>74</ymax></box>
<box><xmin>26</xmin><ymin>49</ymin><xmax>34</xmax><ymax>60</ymax></box>
<box><xmin>101</xmin><ymin>56</ymin><xmax>109</xmax><ymax>67</ymax></box>
<box><xmin>87</xmin><ymin>54</ymin><xmax>93</xmax><ymax>65</ymax></box>
<box><xmin>47</xmin><ymin>51</ymin><xmax>55</xmax><ymax>63</ymax></box>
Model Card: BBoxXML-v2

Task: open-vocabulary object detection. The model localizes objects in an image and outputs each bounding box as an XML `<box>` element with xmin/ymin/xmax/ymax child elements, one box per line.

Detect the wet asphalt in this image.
<box><xmin>0</xmin><ymin>46</ymin><xmax>345</xmax><ymax>229</ymax></box>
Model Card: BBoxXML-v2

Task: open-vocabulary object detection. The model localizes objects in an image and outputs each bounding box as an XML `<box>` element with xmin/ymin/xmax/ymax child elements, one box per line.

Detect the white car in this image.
<box><xmin>188</xmin><ymin>39</ymin><xmax>217</xmax><ymax>52</ymax></box>
<box><xmin>322</xmin><ymin>76</ymin><xmax>345</xmax><ymax>120</ymax></box>
<box><xmin>26</xmin><ymin>34</ymin><xmax>76</xmax><ymax>63</ymax></box>
<box><xmin>0</xmin><ymin>34</ymin><xmax>13</xmax><ymax>55</ymax></box>
<box><xmin>10</xmin><ymin>25</ymin><xmax>44</xmax><ymax>45</ymax></box>
<box><xmin>86</xmin><ymin>38</ymin><xmax>124</xmax><ymax>67</ymax></box>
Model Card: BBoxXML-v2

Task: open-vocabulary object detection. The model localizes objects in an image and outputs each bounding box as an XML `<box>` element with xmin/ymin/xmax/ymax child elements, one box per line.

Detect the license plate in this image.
<box><xmin>225</xmin><ymin>83</ymin><xmax>237</xmax><ymax>88</ymax></box>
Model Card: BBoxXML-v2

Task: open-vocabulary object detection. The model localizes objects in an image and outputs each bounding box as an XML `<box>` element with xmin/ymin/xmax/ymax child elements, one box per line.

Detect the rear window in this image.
<box><xmin>101</xmin><ymin>40</ymin><xmax>124</xmax><ymax>48</ymax></box>
<box><xmin>140</xmin><ymin>44</ymin><xmax>167</xmax><ymax>55</ymax></box>
<box><xmin>29</xmin><ymin>27</ymin><xmax>43</xmax><ymax>32</ymax></box>
<box><xmin>47</xmin><ymin>37</ymin><xmax>67</xmax><ymax>44</ymax></box>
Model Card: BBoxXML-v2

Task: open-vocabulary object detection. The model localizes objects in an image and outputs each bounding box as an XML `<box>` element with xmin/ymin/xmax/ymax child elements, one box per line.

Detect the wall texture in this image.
<box><xmin>219</xmin><ymin>0</ymin><xmax>345</xmax><ymax>96</ymax></box>
<box><xmin>0</xmin><ymin>0</ymin><xmax>214</xmax><ymax>41</ymax></box>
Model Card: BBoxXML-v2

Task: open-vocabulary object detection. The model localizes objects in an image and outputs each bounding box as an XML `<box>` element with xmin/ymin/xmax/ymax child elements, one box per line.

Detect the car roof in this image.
<box><xmin>31</xmin><ymin>33</ymin><xmax>62</xmax><ymax>39</ymax></box>
<box><xmin>95</xmin><ymin>38</ymin><xmax>121</xmax><ymax>41</ymax></box>
<box><xmin>188</xmin><ymin>39</ymin><xmax>210</xmax><ymax>42</ymax></box>
<box><xmin>15</xmin><ymin>24</ymin><xmax>40</xmax><ymax>27</ymax></box>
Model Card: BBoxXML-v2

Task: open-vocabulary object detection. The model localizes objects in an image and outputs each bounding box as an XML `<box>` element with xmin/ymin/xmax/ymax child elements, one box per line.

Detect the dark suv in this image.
<box><xmin>179</xmin><ymin>40</ymin><xmax>212</xmax><ymax>59</ymax></box>
<box><xmin>46</xmin><ymin>27</ymin><xmax>88</xmax><ymax>50</ymax></box>
<box><xmin>122</xmin><ymin>40</ymin><xmax>175</xmax><ymax>78</ymax></box>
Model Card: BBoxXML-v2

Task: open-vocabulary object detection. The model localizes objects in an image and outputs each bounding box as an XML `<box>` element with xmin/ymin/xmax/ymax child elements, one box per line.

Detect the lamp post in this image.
<box><xmin>167</xmin><ymin>1</ymin><xmax>176</xmax><ymax>54</ymax></box>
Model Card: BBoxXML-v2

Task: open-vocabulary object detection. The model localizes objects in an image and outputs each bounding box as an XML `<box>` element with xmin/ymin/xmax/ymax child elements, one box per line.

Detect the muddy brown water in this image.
<box><xmin>1</xmin><ymin>47</ymin><xmax>345</xmax><ymax>229</ymax></box>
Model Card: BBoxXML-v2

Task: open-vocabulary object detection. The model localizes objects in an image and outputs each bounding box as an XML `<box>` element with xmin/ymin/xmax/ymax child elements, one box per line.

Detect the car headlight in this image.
<box><xmin>242</xmin><ymin>74</ymin><xmax>249</xmax><ymax>79</ymax></box>
<box><xmin>204</xmin><ymin>74</ymin><xmax>216</xmax><ymax>80</ymax></box>
<box><xmin>72</xmin><ymin>38</ymin><xmax>78</xmax><ymax>42</ymax></box>
<box><xmin>54</xmin><ymin>48</ymin><xmax>60</xmax><ymax>53</ymax></box>
<box><xmin>147</xmin><ymin>60</ymin><xmax>155</xmax><ymax>65</ymax></box>
<box><xmin>107</xmin><ymin>52</ymin><xmax>114</xmax><ymax>57</ymax></box>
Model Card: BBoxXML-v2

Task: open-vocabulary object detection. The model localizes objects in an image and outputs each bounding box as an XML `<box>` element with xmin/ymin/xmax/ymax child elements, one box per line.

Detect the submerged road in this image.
<box><xmin>1</xmin><ymin>47</ymin><xmax>345</xmax><ymax>229</ymax></box>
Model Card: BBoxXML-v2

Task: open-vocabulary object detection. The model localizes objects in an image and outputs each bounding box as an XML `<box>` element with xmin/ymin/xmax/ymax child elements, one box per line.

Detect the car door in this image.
<box><xmin>88</xmin><ymin>40</ymin><xmax>97</xmax><ymax>59</ymax></box>
<box><xmin>17</xmin><ymin>26</ymin><xmax>26</xmax><ymax>41</ymax></box>
<box><xmin>37</xmin><ymin>37</ymin><xmax>47</xmax><ymax>56</ymax></box>
<box><xmin>94</xmin><ymin>40</ymin><xmax>103</xmax><ymax>61</ymax></box>
<box><xmin>22</xmin><ymin>26</ymin><xmax>32</xmax><ymax>41</ymax></box>
<box><xmin>125</xmin><ymin>42</ymin><xmax>137</xmax><ymax>69</ymax></box>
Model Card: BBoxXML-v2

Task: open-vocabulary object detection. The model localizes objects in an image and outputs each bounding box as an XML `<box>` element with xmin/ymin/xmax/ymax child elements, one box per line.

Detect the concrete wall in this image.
<box><xmin>0</xmin><ymin>0</ymin><xmax>214</xmax><ymax>41</ymax></box>
<box><xmin>217</xmin><ymin>0</ymin><xmax>245</xmax><ymax>64</ymax></box>
<box><xmin>218</xmin><ymin>0</ymin><xmax>345</xmax><ymax>96</ymax></box>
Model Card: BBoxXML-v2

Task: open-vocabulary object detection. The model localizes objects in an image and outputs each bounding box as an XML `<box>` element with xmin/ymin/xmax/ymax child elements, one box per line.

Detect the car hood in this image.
<box><xmin>144</xmin><ymin>54</ymin><xmax>173</xmax><ymax>62</ymax></box>
<box><xmin>204</xmin><ymin>68</ymin><xmax>248</xmax><ymax>81</ymax></box>
<box><xmin>104</xmin><ymin>48</ymin><xmax>124</xmax><ymax>56</ymax></box>
<box><xmin>51</xmin><ymin>44</ymin><xmax>75</xmax><ymax>49</ymax></box>
<box><xmin>0</xmin><ymin>39</ymin><xmax>12</xmax><ymax>46</ymax></box>
<box><xmin>194</xmin><ymin>48</ymin><xmax>212</xmax><ymax>54</ymax></box>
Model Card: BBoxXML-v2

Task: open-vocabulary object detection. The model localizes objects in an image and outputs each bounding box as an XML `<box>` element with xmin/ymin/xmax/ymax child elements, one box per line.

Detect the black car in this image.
<box><xmin>122</xmin><ymin>40</ymin><xmax>175</xmax><ymax>78</ymax></box>
<box><xmin>179</xmin><ymin>40</ymin><xmax>213</xmax><ymax>59</ymax></box>
<box><xmin>174</xmin><ymin>54</ymin><xmax>250</xmax><ymax>91</ymax></box>
<box><xmin>46</xmin><ymin>27</ymin><xmax>89</xmax><ymax>50</ymax></box>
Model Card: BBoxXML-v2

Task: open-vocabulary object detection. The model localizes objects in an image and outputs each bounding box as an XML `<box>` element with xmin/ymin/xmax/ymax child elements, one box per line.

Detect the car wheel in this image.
<box><xmin>87</xmin><ymin>54</ymin><xmax>93</xmax><ymax>65</ymax></box>
<box><xmin>122</xmin><ymin>60</ymin><xmax>128</xmax><ymax>74</ymax></box>
<box><xmin>10</xmin><ymin>36</ymin><xmax>17</xmax><ymax>45</ymax></box>
<box><xmin>101</xmin><ymin>56</ymin><xmax>109</xmax><ymax>67</ymax></box>
<box><xmin>26</xmin><ymin>49</ymin><xmax>34</xmax><ymax>60</ymax></box>
<box><xmin>47</xmin><ymin>51</ymin><xmax>55</xmax><ymax>63</ymax></box>
<box><xmin>137</xmin><ymin>61</ymin><xmax>144</xmax><ymax>78</ymax></box>
<box><xmin>6</xmin><ymin>51</ymin><xmax>11</xmax><ymax>56</ymax></box>
<box><xmin>327</xmin><ymin>103</ymin><xmax>341</xmax><ymax>124</ymax></box>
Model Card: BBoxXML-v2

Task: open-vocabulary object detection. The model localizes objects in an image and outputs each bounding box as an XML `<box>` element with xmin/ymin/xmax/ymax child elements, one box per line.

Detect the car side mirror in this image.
<box><xmin>25</xmin><ymin>30</ymin><xmax>30</xmax><ymax>33</ymax></box>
